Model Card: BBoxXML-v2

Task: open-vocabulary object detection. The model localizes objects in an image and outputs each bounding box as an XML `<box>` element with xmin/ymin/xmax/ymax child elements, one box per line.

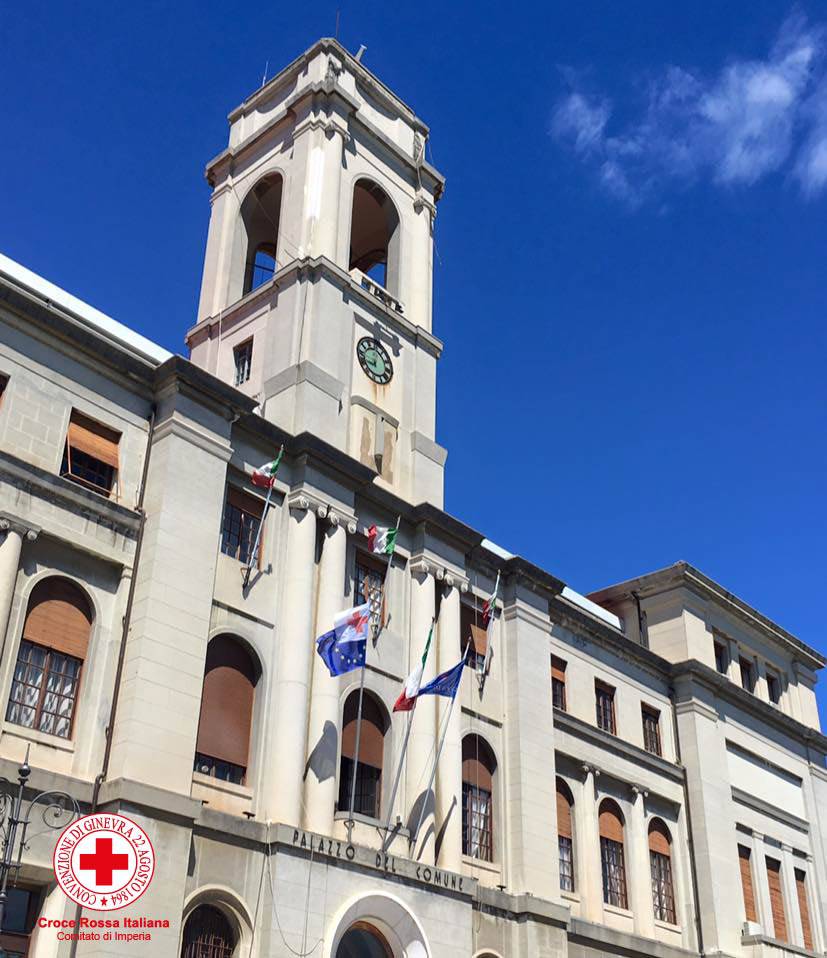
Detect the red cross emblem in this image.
<box><xmin>78</xmin><ymin>837</ymin><xmax>130</xmax><ymax>886</ymax></box>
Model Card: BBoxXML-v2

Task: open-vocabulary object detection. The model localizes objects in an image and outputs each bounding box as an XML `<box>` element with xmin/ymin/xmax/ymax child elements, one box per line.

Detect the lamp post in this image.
<box><xmin>0</xmin><ymin>746</ymin><xmax>80</xmax><ymax>932</ymax></box>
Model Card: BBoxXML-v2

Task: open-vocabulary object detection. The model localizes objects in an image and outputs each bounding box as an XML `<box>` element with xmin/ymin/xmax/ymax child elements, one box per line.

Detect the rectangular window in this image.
<box><xmin>61</xmin><ymin>410</ymin><xmax>120</xmax><ymax>498</ymax></box>
<box><xmin>714</xmin><ymin>641</ymin><xmax>728</xmax><ymax>675</ymax></box>
<box><xmin>462</xmin><ymin>781</ymin><xmax>493</xmax><ymax>862</ymax></box>
<box><xmin>795</xmin><ymin>869</ymin><xmax>814</xmax><ymax>952</ymax></box>
<box><xmin>595</xmin><ymin>680</ymin><xmax>616</xmax><ymax>735</ymax></box>
<box><xmin>559</xmin><ymin>835</ymin><xmax>574</xmax><ymax>892</ymax></box>
<box><xmin>766</xmin><ymin>670</ymin><xmax>781</xmax><ymax>705</ymax></box>
<box><xmin>739</xmin><ymin>657</ymin><xmax>755</xmax><ymax>693</ymax></box>
<box><xmin>650</xmin><ymin>851</ymin><xmax>676</xmax><ymax>923</ymax></box>
<box><xmin>460</xmin><ymin>603</ymin><xmax>487</xmax><ymax>672</ymax></box>
<box><xmin>355</xmin><ymin>553</ymin><xmax>385</xmax><ymax>606</ymax></box>
<box><xmin>766</xmin><ymin>857</ymin><xmax>788</xmax><ymax>942</ymax></box>
<box><xmin>193</xmin><ymin>753</ymin><xmax>245</xmax><ymax>786</ymax></box>
<box><xmin>0</xmin><ymin>885</ymin><xmax>42</xmax><ymax>957</ymax></box>
<box><xmin>642</xmin><ymin>705</ymin><xmax>662</xmax><ymax>756</ymax></box>
<box><xmin>220</xmin><ymin>487</ymin><xmax>264</xmax><ymax>566</ymax></box>
<box><xmin>6</xmin><ymin>640</ymin><xmax>81</xmax><ymax>739</ymax></box>
<box><xmin>739</xmin><ymin>845</ymin><xmax>757</xmax><ymax>923</ymax></box>
<box><xmin>600</xmin><ymin>836</ymin><xmax>628</xmax><ymax>908</ymax></box>
<box><xmin>551</xmin><ymin>655</ymin><xmax>567</xmax><ymax>711</ymax></box>
<box><xmin>338</xmin><ymin>756</ymin><xmax>381</xmax><ymax>819</ymax></box>
<box><xmin>233</xmin><ymin>339</ymin><xmax>253</xmax><ymax>386</ymax></box>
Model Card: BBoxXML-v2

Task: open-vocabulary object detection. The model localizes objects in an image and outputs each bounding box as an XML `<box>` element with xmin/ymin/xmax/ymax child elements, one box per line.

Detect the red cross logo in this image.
<box><xmin>78</xmin><ymin>837</ymin><xmax>130</xmax><ymax>886</ymax></box>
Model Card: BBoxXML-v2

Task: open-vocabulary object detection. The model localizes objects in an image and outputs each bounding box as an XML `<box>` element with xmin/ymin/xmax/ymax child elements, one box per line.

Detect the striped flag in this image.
<box><xmin>482</xmin><ymin>572</ymin><xmax>500</xmax><ymax>629</ymax></box>
<box><xmin>393</xmin><ymin>624</ymin><xmax>433</xmax><ymax>712</ymax></box>
<box><xmin>368</xmin><ymin>524</ymin><xmax>397</xmax><ymax>555</ymax></box>
<box><xmin>251</xmin><ymin>447</ymin><xmax>284</xmax><ymax>489</ymax></box>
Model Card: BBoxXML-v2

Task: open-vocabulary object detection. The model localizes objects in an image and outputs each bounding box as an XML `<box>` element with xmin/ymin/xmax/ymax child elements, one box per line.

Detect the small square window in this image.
<box><xmin>61</xmin><ymin>410</ymin><xmax>120</xmax><ymax>498</ymax></box>
<box><xmin>220</xmin><ymin>486</ymin><xmax>264</xmax><ymax>566</ymax></box>
<box><xmin>233</xmin><ymin>339</ymin><xmax>253</xmax><ymax>386</ymax></box>
<box><xmin>766</xmin><ymin>670</ymin><xmax>781</xmax><ymax>705</ymax></box>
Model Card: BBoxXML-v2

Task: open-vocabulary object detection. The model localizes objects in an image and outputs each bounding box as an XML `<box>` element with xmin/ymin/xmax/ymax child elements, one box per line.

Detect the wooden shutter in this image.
<box><xmin>341</xmin><ymin>693</ymin><xmax>386</xmax><ymax>767</ymax></box>
<box><xmin>227</xmin><ymin>487</ymin><xmax>264</xmax><ymax>518</ymax></box>
<box><xmin>556</xmin><ymin>781</ymin><xmax>573</xmax><ymax>839</ymax></box>
<box><xmin>766</xmin><ymin>857</ymin><xmax>788</xmax><ymax>942</ymax></box>
<box><xmin>551</xmin><ymin>656</ymin><xmax>566</xmax><ymax>683</ymax></box>
<box><xmin>648</xmin><ymin>820</ymin><xmax>671</xmax><ymax>857</ymax></box>
<box><xmin>462</xmin><ymin>736</ymin><xmax>495</xmax><ymax>790</ymax></box>
<box><xmin>67</xmin><ymin>412</ymin><xmax>120</xmax><ymax>468</ymax></box>
<box><xmin>739</xmin><ymin>845</ymin><xmax>757</xmax><ymax>922</ymax></box>
<box><xmin>195</xmin><ymin>636</ymin><xmax>257</xmax><ymax>768</ymax></box>
<box><xmin>795</xmin><ymin>870</ymin><xmax>813</xmax><ymax>951</ymax></box>
<box><xmin>461</xmin><ymin>604</ymin><xmax>488</xmax><ymax>657</ymax></box>
<box><xmin>598</xmin><ymin>801</ymin><xmax>624</xmax><ymax>843</ymax></box>
<box><xmin>23</xmin><ymin>578</ymin><xmax>92</xmax><ymax>659</ymax></box>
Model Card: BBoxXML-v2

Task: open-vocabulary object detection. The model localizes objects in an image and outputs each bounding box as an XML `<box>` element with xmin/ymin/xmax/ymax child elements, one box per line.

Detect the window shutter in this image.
<box><xmin>341</xmin><ymin>693</ymin><xmax>386</xmax><ymax>767</ymax></box>
<box><xmin>795</xmin><ymin>870</ymin><xmax>814</xmax><ymax>951</ymax></box>
<box><xmin>598</xmin><ymin>801</ymin><xmax>624</xmax><ymax>843</ymax></box>
<box><xmin>67</xmin><ymin>412</ymin><xmax>120</xmax><ymax>468</ymax></box>
<box><xmin>556</xmin><ymin>782</ymin><xmax>573</xmax><ymax>839</ymax></box>
<box><xmin>23</xmin><ymin>579</ymin><xmax>92</xmax><ymax>659</ymax></box>
<box><xmin>551</xmin><ymin>656</ymin><xmax>566</xmax><ymax>683</ymax></box>
<box><xmin>766</xmin><ymin>857</ymin><xmax>788</xmax><ymax>942</ymax></box>
<box><xmin>460</xmin><ymin>605</ymin><xmax>488</xmax><ymax>657</ymax></box>
<box><xmin>461</xmin><ymin>736</ymin><xmax>495</xmax><ymax>791</ymax></box>
<box><xmin>195</xmin><ymin>636</ymin><xmax>257</xmax><ymax>769</ymax></box>
<box><xmin>648</xmin><ymin>820</ymin><xmax>671</xmax><ymax>857</ymax></box>
<box><xmin>739</xmin><ymin>846</ymin><xmax>757</xmax><ymax>922</ymax></box>
<box><xmin>469</xmin><ymin>623</ymin><xmax>488</xmax><ymax>657</ymax></box>
<box><xmin>226</xmin><ymin>487</ymin><xmax>264</xmax><ymax>517</ymax></box>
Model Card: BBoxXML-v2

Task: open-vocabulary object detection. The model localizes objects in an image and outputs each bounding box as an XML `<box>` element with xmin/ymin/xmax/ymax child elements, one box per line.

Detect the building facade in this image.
<box><xmin>0</xmin><ymin>37</ymin><xmax>825</xmax><ymax>958</ymax></box>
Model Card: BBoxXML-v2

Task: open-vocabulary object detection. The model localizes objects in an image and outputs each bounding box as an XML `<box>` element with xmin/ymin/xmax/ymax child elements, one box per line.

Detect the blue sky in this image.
<box><xmin>2</xmin><ymin>3</ymin><xmax>825</xmax><ymax>719</ymax></box>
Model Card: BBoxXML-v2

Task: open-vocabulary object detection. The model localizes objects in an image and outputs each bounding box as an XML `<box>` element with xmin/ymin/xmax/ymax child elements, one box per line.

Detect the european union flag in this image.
<box><xmin>417</xmin><ymin>658</ymin><xmax>465</xmax><ymax>699</ymax></box>
<box><xmin>316</xmin><ymin>602</ymin><xmax>370</xmax><ymax>677</ymax></box>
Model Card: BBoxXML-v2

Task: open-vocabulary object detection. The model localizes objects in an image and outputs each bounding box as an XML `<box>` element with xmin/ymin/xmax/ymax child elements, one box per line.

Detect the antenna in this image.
<box><xmin>355</xmin><ymin>44</ymin><xmax>367</xmax><ymax>62</ymax></box>
<box><xmin>261</xmin><ymin>60</ymin><xmax>269</xmax><ymax>87</ymax></box>
<box><xmin>335</xmin><ymin>10</ymin><xmax>340</xmax><ymax>40</ymax></box>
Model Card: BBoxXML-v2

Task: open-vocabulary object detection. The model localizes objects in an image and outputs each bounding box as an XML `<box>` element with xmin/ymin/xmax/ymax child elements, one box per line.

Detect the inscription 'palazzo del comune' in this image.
<box><xmin>0</xmin><ymin>37</ymin><xmax>825</xmax><ymax>958</ymax></box>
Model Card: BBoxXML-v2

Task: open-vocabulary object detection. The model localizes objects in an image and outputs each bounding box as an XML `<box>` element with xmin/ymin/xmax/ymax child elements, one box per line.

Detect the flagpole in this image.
<box><xmin>374</xmin><ymin>515</ymin><xmax>400</xmax><ymax>642</ymax></box>
<box><xmin>242</xmin><ymin>445</ymin><xmax>283</xmax><ymax>589</ymax></box>
<box><xmin>410</xmin><ymin>642</ymin><xmax>470</xmax><ymax>856</ymax></box>
<box><xmin>347</xmin><ymin>516</ymin><xmax>399</xmax><ymax>842</ymax></box>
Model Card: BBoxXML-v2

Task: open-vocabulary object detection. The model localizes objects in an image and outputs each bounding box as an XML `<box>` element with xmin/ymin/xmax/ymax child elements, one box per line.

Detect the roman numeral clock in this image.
<box><xmin>357</xmin><ymin>337</ymin><xmax>394</xmax><ymax>385</ymax></box>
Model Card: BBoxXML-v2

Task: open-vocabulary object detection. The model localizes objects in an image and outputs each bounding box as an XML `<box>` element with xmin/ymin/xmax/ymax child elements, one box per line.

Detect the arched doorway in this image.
<box><xmin>336</xmin><ymin>921</ymin><xmax>393</xmax><ymax>958</ymax></box>
<box><xmin>181</xmin><ymin>904</ymin><xmax>236</xmax><ymax>957</ymax></box>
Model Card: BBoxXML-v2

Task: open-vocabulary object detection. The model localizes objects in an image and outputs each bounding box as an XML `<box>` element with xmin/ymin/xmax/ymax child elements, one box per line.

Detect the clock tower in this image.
<box><xmin>186</xmin><ymin>39</ymin><xmax>447</xmax><ymax>507</ymax></box>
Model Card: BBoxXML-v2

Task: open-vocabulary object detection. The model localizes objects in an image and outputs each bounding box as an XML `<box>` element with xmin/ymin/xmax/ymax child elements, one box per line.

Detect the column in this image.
<box><xmin>751</xmin><ymin>831</ymin><xmax>773</xmax><ymax>934</ymax></box>
<box><xmin>303</xmin><ymin>511</ymin><xmax>353</xmax><ymax>834</ymax></box>
<box><xmin>0</xmin><ymin>518</ymin><xmax>34</xmax><ymax>657</ymax></box>
<box><xmin>406</xmin><ymin>558</ymin><xmax>436</xmax><ymax>859</ymax></box>
<box><xmin>578</xmin><ymin>764</ymin><xmax>603</xmax><ymax>922</ymax></box>
<box><xmin>269</xmin><ymin>495</ymin><xmax>319</xmax><ymax>826</ymax></box>
<box><xmin>628</xmin><ymin>785</ymin><xmax>655</xmax><ymax>939</ymax></box>
<box><xmin>781</xmin><ymin>843</ymin><xmax>805</xmax><ymax>947</ymax></box>
<box><xmin>435</xmin><ymin>575</ymin><xmax>464</xmax><ymax>872</ymax></box>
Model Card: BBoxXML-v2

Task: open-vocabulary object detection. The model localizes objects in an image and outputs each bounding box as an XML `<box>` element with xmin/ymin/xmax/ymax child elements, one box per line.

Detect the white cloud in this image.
<box><xmin>552</xmin><ymin>13</ymin><xmax>827</xmax><ymax>204</ymax></box>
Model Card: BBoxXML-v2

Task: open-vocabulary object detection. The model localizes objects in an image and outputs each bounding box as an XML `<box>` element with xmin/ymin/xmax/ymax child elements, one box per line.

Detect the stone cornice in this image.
<box><xmin>553</xmin><ymin>708</ymin><xmax>686</xmax><ymax>786</ymax></box>
<box><xmin>153</xmin><ymin>355</ymin><xmax>257</xmax><ymax>421</ymax></box>
<box><xmin>731</xmin><ymin>785</ymin><xmax>809</xmax><ymax>834</ymax></box>
<box><xmin>570</xmin><ymin>917</ymin><xmax>700</xmax><ymax>958</ymax></box>
<box><xmin>590</xmin><ymin>561</ymin><xmax>825</xmax><ymax>671</ymax></box>
<box><xmin>671</xmin><ymin>659</ymin><xmax>827</xmax><ymax>753</ymax></box>
<box><xmin>0</xmin><ymin>450</ymin><xmax>140</xmax><ymax>542</ymax></box>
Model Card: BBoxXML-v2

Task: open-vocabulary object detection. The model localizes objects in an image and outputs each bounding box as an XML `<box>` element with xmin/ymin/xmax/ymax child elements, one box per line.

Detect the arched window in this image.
<box><xmin>6</xmin><ymin>578</ymin><xmax>91</xmax><ymax>739</ymax></box>
<box><xmin>338</xmin><ymin>691</ymin><xmax>388</xmax><ymax>819</ymax></box>
<box><xmin>240</xmin><ymin>175</ymin><xmax>282</xmax><ymax>296</ymax></box>
<box><xmin>556</xmin><ymin>778</ymin><xmax>575</xmax><ymax>892</ymax></box>
<box><xmin>599</xmin><ymin>799</ymin><xmax>628</xmax><ymax>909</ymax></box>
<box><xmin>194</xmin><ymin>636</ymin><xmax>259</xmax><ymax>785</ymax></box>
<box><xmin>649</xmin><ymin>819</ymin><xmax>676</xmax><ymax>923</ymax></box>
<box><xmin>336</xmin><ymin>921</ymin><xmax>393</xmax><ymax>958</ymax></box>
<box><xmin>349</xmin><ymin>179</ymin><xmax>400</xmax><ymax>294</ymax></box>
<box><xmin>181</xmin><ymin>904</ymin><xmax>236</xmax><ymax>958</ymax></box>
<box><xmin>462</xmin><ymin>735</ymin><xmax>496</xmax><ymax>862</ymax></box>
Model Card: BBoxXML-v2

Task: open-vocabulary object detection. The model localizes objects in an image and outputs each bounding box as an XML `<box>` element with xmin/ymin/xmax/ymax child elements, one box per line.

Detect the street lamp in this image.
<box><xmin>0</xmin><ymin>746</ymin><xmax>80</xmax><ymax>932</ymax></box>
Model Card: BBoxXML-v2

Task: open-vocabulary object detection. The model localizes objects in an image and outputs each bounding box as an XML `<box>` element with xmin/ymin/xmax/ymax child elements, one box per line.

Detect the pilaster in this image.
<box><xmin>0</xmin><ymin>515</ymin><xmax>38</xmax><ymax>659</ymax></box>
<box><xmin>578</xmin><ymin>764</ymin><xmax>603</xmax><ymax>922</ymax></box>
<box><xmin>628</xmin><ymin>784</ymin><xmax>655</xmax><ymax>939</ymax></box>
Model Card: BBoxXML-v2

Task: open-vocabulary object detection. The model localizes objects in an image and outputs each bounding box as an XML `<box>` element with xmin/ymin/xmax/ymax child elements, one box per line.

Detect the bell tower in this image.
<box><xmin>186</xmin><ymin>39</ymin><xmax>447</xmax><ymax>506</ymax></box>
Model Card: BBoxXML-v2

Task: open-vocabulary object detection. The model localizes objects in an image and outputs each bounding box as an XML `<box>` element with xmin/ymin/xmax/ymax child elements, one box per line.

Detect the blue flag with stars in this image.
<box><xmin>417</xmin><ymin>658</ymin><xmax>465</xmax><ymax>700</ymax></box>
<box><xmin>316</xmin><ymin>602</ymin><xmax>370</xmax><ymax>677</ymax></box>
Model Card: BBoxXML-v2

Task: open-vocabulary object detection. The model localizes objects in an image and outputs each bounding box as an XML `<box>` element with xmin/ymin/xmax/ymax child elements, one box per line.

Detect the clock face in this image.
<box><xmin>357</xmin><ymin>337</ymin><xmax>393</xmax><ymax>385</ymax></box>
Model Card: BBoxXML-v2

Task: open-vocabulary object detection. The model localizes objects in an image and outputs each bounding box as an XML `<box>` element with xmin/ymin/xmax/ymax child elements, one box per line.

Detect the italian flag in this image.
<box><xmin>251</xmin><ymin>446</ymin><xmax>284</xmax><ymax>489</ymax></box>
<box><xmin>393</xmin><ymin>624</ymin><xmax>433</xmax><ymax>712</ymax></box>
<box><xmin>482</xmin><ymin>571</ymin><xmax>500</xmax><ymax>629</ymax></box>
<box><xmin>368</xmin><ymin>524</ymin><xmax>397</xmax><ymax>555</ymax></box>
